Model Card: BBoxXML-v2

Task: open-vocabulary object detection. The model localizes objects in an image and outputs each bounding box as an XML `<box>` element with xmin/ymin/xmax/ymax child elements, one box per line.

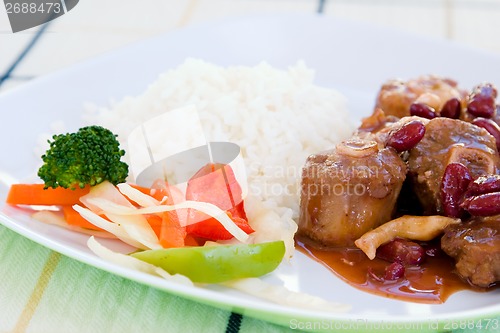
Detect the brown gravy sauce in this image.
<box><xmin>296</xmin><ymin>236</ymin><xmax>487</xmax><ymax>304</ymax></box>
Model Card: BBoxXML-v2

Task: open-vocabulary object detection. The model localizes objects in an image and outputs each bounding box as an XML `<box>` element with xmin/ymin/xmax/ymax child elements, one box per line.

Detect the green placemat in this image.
<box><xmin>0</xmin><ymin>225</ymin><xmax>289</xmax><ymax>333</ymax></box>
<box><xmin>0</xmin><ymin>224</ymin><xmax>498</xmax><ymax>333</ymax></box>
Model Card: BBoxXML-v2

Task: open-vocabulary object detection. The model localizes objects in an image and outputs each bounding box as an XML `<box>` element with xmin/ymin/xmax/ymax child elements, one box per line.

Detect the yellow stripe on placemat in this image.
<box><xmin>13</xmin><ymin>251</ymin><xmax>61</xmax><ymax>333</ymax></box>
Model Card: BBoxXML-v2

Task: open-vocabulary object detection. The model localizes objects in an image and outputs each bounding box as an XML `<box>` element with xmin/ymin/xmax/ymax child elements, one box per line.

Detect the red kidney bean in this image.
<box><xmin>460</xmin><ymin>196</ymin><xmax>472</xmax><ymax>209</ymax></box>
<box><xmin>466</xmin><ymin>175</ymin><xmax>500</xmax><ymax>197</ymax></box>
<box><xmin>440</xmin><ymin>163</ymin><xmax>472</xmax><ymax>218</ymax></box>
<box><xmin>468</xmin><ymin>96</ymin><xmax>495</xmax><ymax>118</ymax></box>
<box><xmin>462</xmin><ymin>192</ymin><xmax>500</xmax><ymax>216</ymax></box>
<box><xmin>410</xmin><ymin>102</ymin><xmax>437</xmax><ymax>119</ymax></box>
<box><xmin>467</xmin><ymin>83</ymin><xmax>497</xmax><ymax>118</ymax></box>
<box><xmin>471</xmin><ymin>117</ymin><xmax>500</xmax><ymax>151</ymax></box>
<box><xmin>386</xmin><ymin>120</ymin><xmax>426</xmax><ymax>152</ymax></box>
<box><xmin>440</xmin><ymin>98</ymin><xmax>461</xmax><ymax>119</ymax></box>
<box><xmin>367</xmin><ymin>264</ymin><xmax>405</xmax><ymax>283</ymax></box>
<box><xmin>384</xmin><ymin>262</ymin><xmax>405</xmax><ymax>280</ymax></box>
<box><xmin>376</xmin><ymin>238</ymin><xmax>426</xmax><ymax>266</ymax></box>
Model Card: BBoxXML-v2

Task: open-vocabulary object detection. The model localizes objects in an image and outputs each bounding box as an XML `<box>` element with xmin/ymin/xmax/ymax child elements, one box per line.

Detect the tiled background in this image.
<box><xmin>1</xmin><ymin>0</ymin><xmax>500</xmax><ymax>93</ymax></box>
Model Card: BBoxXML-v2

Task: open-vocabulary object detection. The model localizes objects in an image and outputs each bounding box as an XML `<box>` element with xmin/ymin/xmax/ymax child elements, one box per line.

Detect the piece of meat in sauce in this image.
<box><xmin>356</xmin><ymin>110</ymin><xmax>430</xmax><ymax>147</ymax></box>
<box><xmin>298</xmin><ymin>139</ymin><xmax>406</xmax><ymax>247</ymax></box>
<box><xmin>407</xmin><ymin>117</ymin><xmax>500</xmax><ymax>214</ymax></box>
<box><xmin>375</xmin><ymin>76</ymin><xmax>500</xmax><ymax>139</ymax></box>
<box><xmin>441</xmin><ymin>217</ymin><xmax>500</xmax><ymax>288</ymax></box>
<box><xmin>375</xmin><ymin>75</ymin><xmax>467</xmax><ymax>118</ymax></box>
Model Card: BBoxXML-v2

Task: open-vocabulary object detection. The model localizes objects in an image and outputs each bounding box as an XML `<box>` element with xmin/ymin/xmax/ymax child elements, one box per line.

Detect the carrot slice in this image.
<box><xmin>62</xmin><ymin>205</ymin><xmax>104</xmax><ymax>231</ymax></box>
<box><xmin>144</xmin><ymin>180</ymin><xmax>186</xmax><ymax>248</ymax></box>
<box><xmin>146</xmin><ymin>214</ymin><xmax>162</xmax><ymax>238</ymax></box>
<box><xmin>145</xmin><ymin>213</ymin><xmax>187</xmax><ymax>248</ymax></box>
<box><xmin>159</xmin><ymin>211</ymin><xmax>186</xmax><ymax>248</ymax></box>
<box><xmin>6</xmin><ymin>184</ymin><xmax>90</xmax><ymax>206</ymax></box>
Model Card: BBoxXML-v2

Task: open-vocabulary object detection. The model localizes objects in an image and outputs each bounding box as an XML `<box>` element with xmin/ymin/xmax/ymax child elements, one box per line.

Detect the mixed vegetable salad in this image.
<box><xmin>6</xmin><ymin>125</ymin><xmax>284</xmax><ymax>283</ymax></box>
<box><xmin>4</xmin><ymin>125</ymin><xmax>348</xmax><ymax>311</ymax></box>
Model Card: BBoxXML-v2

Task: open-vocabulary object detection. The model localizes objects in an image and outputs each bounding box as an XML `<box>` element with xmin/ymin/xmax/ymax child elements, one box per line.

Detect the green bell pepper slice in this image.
<box><xmin>131</xmin><ymin>241</ymin><xmax>285</xmax><ymax>283</ymax></box>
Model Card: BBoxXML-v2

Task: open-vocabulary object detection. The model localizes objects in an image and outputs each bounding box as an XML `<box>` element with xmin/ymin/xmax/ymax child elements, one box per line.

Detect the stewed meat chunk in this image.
<box><xmin>407</xmin><ymin>117</ymin><xmax>500</xmax><ymax>214</ymax></box>
<box><xmin>441</xmin><ymin>217</ymin><xmax>500</xmax><ymax>288</ymax></box>
<box><xmin>357</xmin><ymin>112</ymin><xmax>429</xmax><ymax>149</ymax></box>
<box><xmin>375</xmin><ymin>75</ymin><xmax>467</xmax><ymax>118</ymax></box>
<box><xmin>298</xmin><ymin>139</ymin><xmax>406</xmax><ymax>247</ymax></box>
<box><xmin>374</xmin><ymin>77</ymin><xmax>500</xmax><ymax>154</ymax></box>
<box><xmin>298</xmin><ymin>75</ymin><xmax>500</xmax><ymax>298</ymax></box>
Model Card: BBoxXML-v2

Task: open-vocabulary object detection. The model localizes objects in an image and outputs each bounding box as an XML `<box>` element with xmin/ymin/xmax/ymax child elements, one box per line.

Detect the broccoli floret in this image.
<box><xmin>38</xmin><ymin>125</ymin><xmax>129</xmax><ymax>189</ymax></box>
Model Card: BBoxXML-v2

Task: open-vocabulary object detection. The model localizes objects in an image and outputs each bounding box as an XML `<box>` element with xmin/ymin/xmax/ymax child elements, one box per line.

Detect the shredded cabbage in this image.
<box><xmin>84</xmin><ymin>197</ymin><xmax>250</xmax><ymax>243</ymax></box>
<box><xmin>87</xmin><ymin>236</ymin><xmax>193</xmax><ymax>286</ymax></box>
<box><xmin>223</xmin><ymin>278</ymin><xmax>350</xmax><ymax>313</ymax></box>
<box><xmin>78</xmin><ymin>181</ymin><xmax>161</xmax><ymax>249</ymax></box>
<box><xmin>32</xmin><ymin>210</ymin><xmax>116</xmax><ymax>239</ymax></box>
<box><xmin>116</xmin><ymin>183</ymin><xmax>250</xmax><ymax>243</ymax></box>
<box><xmin>116</xmin><ymin>183</ymin><xmax>160</xmax><ymax>207</ymax></box>
<box><xmin>73</xmin><ymin>205</ymin><xmax>147</xmax><ymax>249</ymax></box>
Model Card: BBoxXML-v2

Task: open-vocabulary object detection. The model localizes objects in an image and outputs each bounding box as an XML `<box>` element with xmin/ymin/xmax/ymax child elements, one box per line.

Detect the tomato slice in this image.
<box><xmin>185</xmin><ymin>163</ymin><xmax>252</xmax><ymax>241</ymax></box>
<box><xmin>186</xmin><ymin>163</ymin><xmax>245</xmax><ymax>214</ymax></box>
<box><xmin>186</xmin><ymin>212</ymin><xmax>254</xmax><ymax>240</ymax></box>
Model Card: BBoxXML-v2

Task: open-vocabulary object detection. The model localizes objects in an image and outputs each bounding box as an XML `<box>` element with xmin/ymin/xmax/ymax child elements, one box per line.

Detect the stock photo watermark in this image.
<box><xmin>125</xmin><ymin>106</ymin><xmax>386</xmax><ymax>216</ymax></box>
<box><xmin>248</xmin><ymin>163</ymin><xmax>381</xmax><ymax>199</ymax></box>
<box><xmin>289</xmin><ymin>318</ymin><xmax>499</xmax><ymax>332</ymax></box>
<box><xmin>3</xmin><ymin>0</ymin><xmax>79</xmax><ymax>32</ymax></box>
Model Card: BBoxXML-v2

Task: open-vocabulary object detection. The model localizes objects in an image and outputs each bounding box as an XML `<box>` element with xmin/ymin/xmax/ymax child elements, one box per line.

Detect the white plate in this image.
<box><xmin>1</xmin><ymin>13</ymin><xmax>499</xmax><ymax>332</ymax></box>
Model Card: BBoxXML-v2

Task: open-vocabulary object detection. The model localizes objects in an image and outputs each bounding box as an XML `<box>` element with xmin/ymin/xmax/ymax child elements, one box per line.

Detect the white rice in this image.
<box><xmin>83</xmin><ymin>58</ymin><xmax>353</xmax><ymax>257</ymax></box>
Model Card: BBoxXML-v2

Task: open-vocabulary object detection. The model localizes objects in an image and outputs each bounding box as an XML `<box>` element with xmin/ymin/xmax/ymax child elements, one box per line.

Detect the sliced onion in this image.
<box><xmin>85</xmin><ymin>198</ymin><xmax>250</xmax><ymax>243</ymax></box>
<box><xmin>73</xmin><ymin>205</ymin><xmax>146</xmax><ymax>249</ymax></box>
<box><xmin>336</xmin><ymin>139</ymin><xmax>379</xmax><ymax>158</ymax></box>
<box><xmin>104</xmin><ymin>212</ymin><xmax>162</xmax><ymax>250</ymax></box>
<box><xmin>354</xmin><ymin>215</ymin><xmax>460</xmax><ymax>260</ymax></box>
<box><xmin>117</xmin><ymin>183</ymin><xmax>160</xmax><ymax>207</ymax></box>
<box><xmin>79</xmin><ymin>181</ymin><xmax>248</xmax><ymax>244</ymax></box>
<box><xmin>80</xmin><ymin>181</ymin><xmax>134</xmax><ymax>213</ymax></box>
<box><xmin>87</xmin><ymin>237</ymin><xmax>193</xmax><ymax>286</ymax></box>
<box><xmin>223</xmin><ymin>278</ymin><xmax>350</xmax><ymax>313</ymax></box>
<box><xmin>79</xmin><ymin>181</ymin><xmax>161</xmax><ymax>250</ymax></box>
<box><xmin>32</xmin><ymin>210</ymin><xmax>117</xmax><ymax>239</ymax></box>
